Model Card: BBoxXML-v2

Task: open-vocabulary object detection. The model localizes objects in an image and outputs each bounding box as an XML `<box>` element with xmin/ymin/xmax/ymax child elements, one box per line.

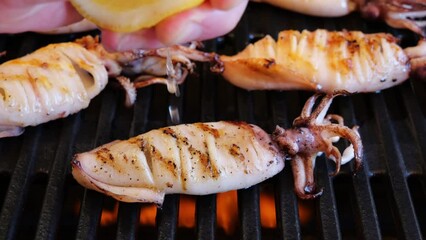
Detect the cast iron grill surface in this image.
<box><xmin>0</xmin><ymin>2</ymin><xmax>425</xmax><ymax>240</ymax></box>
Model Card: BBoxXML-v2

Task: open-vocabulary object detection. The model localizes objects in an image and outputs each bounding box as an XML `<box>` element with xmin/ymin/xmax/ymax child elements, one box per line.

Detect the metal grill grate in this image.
<box><xmin>0</xmin><ymin>2</ymin><xmax>425</xmax><ymax>240</ymax></box>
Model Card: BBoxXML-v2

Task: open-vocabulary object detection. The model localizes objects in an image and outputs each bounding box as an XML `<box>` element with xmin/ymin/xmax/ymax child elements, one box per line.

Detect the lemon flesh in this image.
<box><xmin>70</xmin><ymin>0</ymin><xmax>204</xmax><ymax>32</ymax></box>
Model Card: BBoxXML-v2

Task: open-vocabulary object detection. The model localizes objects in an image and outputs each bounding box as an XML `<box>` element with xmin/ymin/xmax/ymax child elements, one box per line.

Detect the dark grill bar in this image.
<box><xmin>0</xmin><ymin>2</ymin><xmax>425</xmax><ymax>240</ymax></box>
<box><xmin>372</xmin><ymin>93</ymin><xmax>422</xmax><ymax>239</ymax></box>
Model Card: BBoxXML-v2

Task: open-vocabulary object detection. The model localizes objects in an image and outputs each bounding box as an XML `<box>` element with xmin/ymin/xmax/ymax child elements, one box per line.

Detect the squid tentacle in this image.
<box><xmin>291</xmin><ymin>154</ymin><xmax>324</xmax><ymax>199</ymax></box>
<box><xmin>272</xmin><ymin>93</ymin><xmax>363</xmax><ymax>199</ymax></box>
<box><xmin>317</xmin><ymin>124</ymin><xmax>363</xmax><ymax>171</ymax></box>
<box><xmin>299</xmin><ymin>94</ymin><xmax>320</xmax><ymax>119</ymax></box>
<box><xmin>404</xmin><ymin>39</ymin><xmax>426</xmax><ymax>81</ymax></box>
<box><xmin>76</xmin><ymin>35</ymin><xmax>223</xmax><ymax>89</ymax></box>
<box><xmin>325</xmin><ymin>144</ymin><xmax>342</xmax><ymax>176</ymax></box>
<box><xmin>294</xmin><ymin>91</ymin><xmax>349</xmax><ymax>127</ymax></box>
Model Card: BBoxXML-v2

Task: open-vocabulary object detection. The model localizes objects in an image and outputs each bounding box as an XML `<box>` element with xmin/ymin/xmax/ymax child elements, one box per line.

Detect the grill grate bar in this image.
<box><xmin>129</xmin><ymin>88</ymin><xmax>153</xmax><ymax>136</ymax></box>
<box><xmin>75</xmin><ymin>191</ymin><xmax>104</xmax><ymax>240</ymax></box>
<box><xmin>317</xmin><ymin>157</ymin><xmax>342</xmax><ymax>239</ymax></box>
<box><xmin>351</xmin><ymin>169</ymin><xmax>382</xmax><ymax>240</ymax></box>
<box><xmin>115</xmin><ymin>203</ymin><xmax>140</xmax><ymax>240</ymax></box>
<box><xmin>238</xmin><ymin>186</ymin><xmax>261</xmax><ymax>240</ymax></box>
<box><xmin>196</xmin><ymin>195</ymin><xmax>216</xmax><ymax>240</ymax></box>
<box><xmin>340</xmin><ymin>98</ymin><xmax>382</xmax><ymax>240</ymax></box>
<box><xmin>156</xmin><ymin>195</ymin><xmax>179</xmax><ymax>240</ymax></box>
<box><xmin>270</xmin><ymin>92</ymin><xmax>301</xmax><ymax>240</ymax></box>
<box><xmin>0</xmin><ymin>128</ymin><xmax>41</xmax><ymax>240</ymax></box>
<box><xmin>275</xmin><ymin>169</ymin><xmax>301</xmax><ymax>240</ymax></box>
<box><xmin>35</xmin><ymin>115</ymin><xmax>80</xmax><ymax>239</ymax></box>
<box><xmin>75</xmin><ymin>89</ymin><xmax>119</xmax><ymax>239</ymax></box>
<box><xmin>401</xmin><ymin>84</ymin><xmax>426</xmax><ymax>171</ymax></box>
<box><xmin>372</xmin><ymin>94</ymin><xmax>422</xmax><ymax>239</ymax></box>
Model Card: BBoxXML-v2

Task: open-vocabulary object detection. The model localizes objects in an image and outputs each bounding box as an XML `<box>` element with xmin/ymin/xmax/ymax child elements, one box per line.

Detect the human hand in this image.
<box><xmin>0</xmin><ymin>0</ymin><xmax>82</xmax><ymax>33</ymax></box>
<box><xmin>0</xmin><ymin>0</ymin><xmax>248</xmax><ymax>51</ymax></box>
<box><xmin>101</xmin><ymin>0</ymin><xmax>249</xmax><ymax>50</ymax></box>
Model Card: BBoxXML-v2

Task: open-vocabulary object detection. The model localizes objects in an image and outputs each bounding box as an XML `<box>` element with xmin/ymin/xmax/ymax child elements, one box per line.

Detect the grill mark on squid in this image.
<box><xmin>25</xmin><ymin>69</ymin><xmax>44</xmax><ymax>112</ymax></box>
<box><xmin>95</xmin><ymin>147</ymin><xmax>127</xmax><ymax>176</ymax></box>
<box><xmin>128</xmin><ymin>137</ymin><xmax>154</xmax><ymax>179</ymax></box>
<box><xmin>161</xmin><ymin>127</ymin><xmax>186</xmax><ymax>190</ymax></box>
<box><xmin>194</xmin><ymin>123</ymin><xmax>220</xmax><ymax>138</ymax></box>
<box><xmin>189</xmin><ymin>143</ymin><xmax>220</xmax><ymax>179</ymax></box>
<box><xmin>18</xmin><ymin>80</ymin><xmax>31</xmax><ymax>117</ymax></box>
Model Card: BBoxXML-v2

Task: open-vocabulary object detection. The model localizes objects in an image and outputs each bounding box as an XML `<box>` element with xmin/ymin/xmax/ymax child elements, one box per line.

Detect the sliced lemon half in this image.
<box><xmin>70</xmin><ymin>0</ymin><xmax>204</xmax><ymax>32</ymax></box>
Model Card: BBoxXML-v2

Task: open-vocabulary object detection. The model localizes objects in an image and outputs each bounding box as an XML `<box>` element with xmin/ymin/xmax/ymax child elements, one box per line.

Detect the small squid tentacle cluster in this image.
<box><xmin>272</xmin><ymin>92</ymin><xmax>363</xmax><ymax>199</ymax></box>
<box><xmin>75</xmin><ymin>36</ymin><xmax>223</xmax><ymax>104</ymax></box>
<box><xmin>404</xmin><ymin>39</ymin><xmax>426</xmax><ymax>81</ymax></box>
<box><xmin>253</xmin><ymin>0</ymin><xmax>426</xmax><ymax>36</ymax></box>
<box><xmin>360</xmin><ymin>0</ymin><xmax>426</xmax><ymax>37</ymax></box>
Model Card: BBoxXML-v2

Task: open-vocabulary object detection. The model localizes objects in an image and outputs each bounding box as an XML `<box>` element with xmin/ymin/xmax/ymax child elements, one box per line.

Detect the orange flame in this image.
<box><xmin>95</xmin><ymin>190</ymin><xmax>313</xmax><ymax>233</ymax></box>
<box><xmin>298</xmin><ymin>200</ymin><xmax>314</xmax><ymax>226</ymax></box>
<box><xmin>260</xmin><ymin>191</ymin><xmax>276</xmax><ymax>228</ymax></box>
<box><xmin>217</xmin><ymin>191</ymin><xmax>239</xmax><ymax>234</ymax></box>
<box><xmin>140</xmin><ymin>204</ymin><xmax>157</xmax><ymax>225</ymax></box>
<box><xmin>100</xmin><ymin>203</ymin><xmax>118</xmax><ymax>226</ymax></box>
<box><xmin>178</xmin><ymin>195</ymin><xmax>196</xmax><ymax>228</ymax></box>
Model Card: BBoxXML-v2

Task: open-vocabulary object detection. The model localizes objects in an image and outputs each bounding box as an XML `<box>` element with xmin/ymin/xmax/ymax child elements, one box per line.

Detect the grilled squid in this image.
<box><xmin>0</xmin><ymin>41</ymin><xmax>107</xmax><ymax>138</ymax></box>
<box><xmin>252</xmin><ymin>0</ymin><xmax>426</xmax><ymax>36</ymax></box>
<box><xmin>220</xmin><ymin>29</ymin><xmax>426</xmax><ymax>93</ymax></box>
<box><xmin>72</xmin><ymin>93</ymin><xmax>362</xmax><ymax>202</ymax></box>
<box><xmin>0</xmin><ymin>36</ymin><xmax>220</xmax><ymax>138</ymax></box>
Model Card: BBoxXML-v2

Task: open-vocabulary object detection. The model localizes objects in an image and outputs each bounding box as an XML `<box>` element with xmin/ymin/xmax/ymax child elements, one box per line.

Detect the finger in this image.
<box><xmin>0</xmin><ymin>2</ymin><xmax>82</xmax><ymax>33</ymax></box>
<box><xmin>1</xmin><ymin>0</ymin><xmax>68</xmax><ymax>8</ymax></box>
<box><xmin>209</xmin><ymin>0</ymin><xmax>245</xmax><ymax>10</ymax></box>
<box><xmin>101</xmin><ymin>28</ymin><xmax>165</xmax><ymax>51</ymax></box>
<box><xmin>155</xmin><ymin>0</ymin><xmax>248</xmax><ymax>46</ymax></box>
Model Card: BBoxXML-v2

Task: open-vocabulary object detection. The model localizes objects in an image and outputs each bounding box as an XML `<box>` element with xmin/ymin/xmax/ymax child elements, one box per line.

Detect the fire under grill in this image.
<box><xmin>0</xmin><ymin>2</ymin><xmax>425</xmax><ymax>240</ymax></box>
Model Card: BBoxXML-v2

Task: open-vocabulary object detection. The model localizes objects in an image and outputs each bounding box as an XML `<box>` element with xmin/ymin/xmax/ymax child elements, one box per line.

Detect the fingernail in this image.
<box><xmin>164</xmin><ymin>22</ymin><xmax>203</xmax><ymax>45</ymax></box>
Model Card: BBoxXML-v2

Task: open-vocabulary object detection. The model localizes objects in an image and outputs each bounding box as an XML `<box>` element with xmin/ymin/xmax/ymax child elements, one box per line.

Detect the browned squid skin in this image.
<box><xmin>360</xmin><ymin>0</ymin><xmax>426</xmax><ymax>36</ymax></box>
<box><xmin>272</xmin><ymin>93</ymin><xmax>363</xmax><ymax>199</ymax></box>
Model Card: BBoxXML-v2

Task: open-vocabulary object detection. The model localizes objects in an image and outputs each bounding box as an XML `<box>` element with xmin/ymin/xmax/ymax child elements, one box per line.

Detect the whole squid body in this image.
<box><xmin>252</xmin><ymin>0</ymin><xmax>426</xmax><ymax>36</ymax></box>
<box><xmin>219</xmin><ymin>29</ymin><xmax>426</xmax><ymax>92</ymax></box>
<box><xmin>0</xmin><ymin>36</ymin><xmax>220</xmax><ymax>138</ymax></box>
<box><xmin>72</xmin><ymin>93</ymin><xmax>363</xmax><ymax>203</ymax></box>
